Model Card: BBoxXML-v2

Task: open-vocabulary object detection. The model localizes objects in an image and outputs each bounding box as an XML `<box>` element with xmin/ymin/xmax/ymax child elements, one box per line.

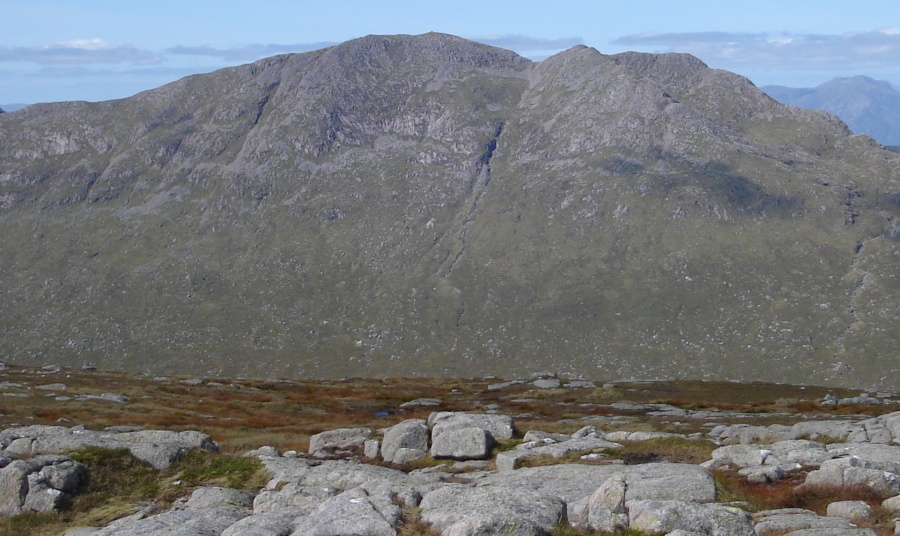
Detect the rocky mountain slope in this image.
<box><xmin>0</xmin><ymin>33</ymin><xmax>898</xmax><ymax>388</ymax></box>
<box><xmin>763</xmin><ymin>76</ymin><xmax>900</xmax><ymax>145</ymax></box>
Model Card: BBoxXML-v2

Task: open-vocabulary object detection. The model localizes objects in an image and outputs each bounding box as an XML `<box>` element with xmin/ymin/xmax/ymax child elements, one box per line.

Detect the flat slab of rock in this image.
<box><xmin>495</xmin><ymin>437</ymin><xmax>622</xmax><ymax>471</ymax></box>
<box><xmin>754</xmin><ymin>508</ymin><xmax>862</xmax><ymax>535</ymax></box>
<box><xmin>628</xmin><ymin>499</ymin><xmax>755</xmax><ymax>536</ymax></box>
<box><xmin>0</xmin><ymin>426</ymin><xmax>217</xmax><ymax>470</ymax></box>
<box><xmin>420</xmin><ymin>485</ymin><xmax>566</xmax><ymax>536</ymax></box>
<box><xmin>289</xmin><ymin>487</ymin><xmax>400</xmax><ymax>536</ymax></box>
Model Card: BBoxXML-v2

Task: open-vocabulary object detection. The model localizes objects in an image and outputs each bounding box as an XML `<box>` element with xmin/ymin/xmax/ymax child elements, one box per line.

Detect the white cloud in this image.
<box><xmin>0</xmin><ymin>39</ymin><xmax>160</xmax><ymax>65</ymax></box>
<box><xmin>55</xmin><ymin>38</ymin><xmax>112</xmax><ymax>51</ymax></box>
<box><xmin>611</xmin><ymin>30</ymin><xmax>900</xmax><ymax>72</ymax></box>
<box><xmin>167</xmin><ymin>42</ymin><xmax>338</xmax><ymax>60</ymax></box>
<box><xmin>469</xmin><ymin>34</ymin><xmax>583</xmax><ymax>52</ymax></box>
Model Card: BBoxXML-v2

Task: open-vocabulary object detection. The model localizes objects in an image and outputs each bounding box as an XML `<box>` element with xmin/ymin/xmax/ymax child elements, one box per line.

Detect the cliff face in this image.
<box><xmin>0</xmin><ymin>33</ymin><xmax>898</xmax><ymax>388</ymax></box>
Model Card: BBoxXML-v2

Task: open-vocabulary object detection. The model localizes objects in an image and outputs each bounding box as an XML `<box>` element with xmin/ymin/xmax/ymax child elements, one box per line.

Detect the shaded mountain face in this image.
<box><xmin>763</xmin><ymin>76</ymin><xmax>900</xmax><ymax>145</ymax></box>
<box><xmin>1</xmin><ymin>33</ymin><xmax>898</xmax><ymax>388</ymax></box>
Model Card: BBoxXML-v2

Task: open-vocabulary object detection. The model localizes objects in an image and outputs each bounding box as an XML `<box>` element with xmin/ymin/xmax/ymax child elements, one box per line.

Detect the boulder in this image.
<box><xmin>363</xmin><ymin>439</ymin><xmax>380</xmax><ymax>460</ymax></box>
<box><xmin>307</xmin><ymin>428</ymin><xmax>372</xmax><ymax>458</ymax></box>
<box><xmin>826</xmin><ymin>500</ymin><xmax>873</xmax><ymax>522</ymax></box>
<box><xmin>289</xmin><ymin>487</ymin><xmax>399</xmax><ymax>536</ymax></box>
<box><xmin>584</xmin><ymin>473</ymin><xmax>628</xmax><ymax>532</ymax></box>
<box><xmin>0</xmin><ymin>455</ymin><xmax>84</xmax><ymax>516</ymax></box>
<box><xmin>419</xmin><ymin>484</ymin><xmax>566</xmax><ymax>536</ymax></box>
<box><xmin>882</xmin><ymin>494</ymin><xmax>900</xmax><ymax>512</ymax></box>
<box><xmin>805</xmin><ymin>457</ymin><xmax>900</xmax><ymax>496</ymax></box>
<box><xmin>245</xmin><ymin>446</ymin><xmax>280</xmax><ymax>458</ymax></box>
<box><xmin>428</xmin><ymin>412</ymin><xmax>515</xmax><ymax>440</ymax></box>
<box><xmin>627</xmin><ymin>500</ymin><xmax>755</xmax><ymax>536</ymax></box>
<box><xmin>738</xmin><ymin>464</ymin><xmax>787</xmax><ymax>484</ymax></box>
<box><xmin>706</xmin><ymin>444</ymin><xmax>776</xmax><ymax>469</ymax></box>
<box><xmin>430</xmin><ymin>426</ymin><xmax>494</xmax><ymax>460</ymax></box>
<box><xmin>380</xmin><ymin>419</ymin><xmax>429</xmax><ymax>463</ymax></box>
<box><xmin>825</xmin><ymin>443</ymin><xmax>900</xmax><ymax>473</ymax></box>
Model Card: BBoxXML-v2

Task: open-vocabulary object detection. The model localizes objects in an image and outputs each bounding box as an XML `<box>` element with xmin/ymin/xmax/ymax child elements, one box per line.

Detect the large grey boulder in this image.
<box><xmin>289</xmin><ymin>487</ymin><xmax>400</xmax><ymax>536</ymax></box>
<box><xmin>419</xmin><ymin>485</ymin><xmax>566</xmax><ymax>536</ymax></box>
<box><xmin>825</xmin><ymin>443</ymin><xmax>900</xmax><ymax>473</ymax></box>
<box><xmin>430</xmin><ymin>426</ymin><xmax>494</xmax><ymax>460</ymax></box>
<box><xmin>428</xmin><ymin>412</ymin><xmax>515</xmax><ymax>441</ymax></box>
<box><xmin>826</xmin><ymin>500</ymin><xmax>873</xmax><ymax>522</ymax></box>
<box><xmin>804</xmin><ymin>457</ymin><xmax>900</xmax><ymax>495</ymax></box>
<box><xmin>307</xmin><ymin>427</ymin><xmax>372</xmax><ymax>458</ymax></box>
<box><xmin>706</xmin><ymin>444</ymin><xmax>776</xmax><ymax>469</ymax></box>
<box><xmin>380</xmin><ymin>419</ymin><xmax>429</xmax><ymax>463</ymax></box>
<box><xmin>0</xmin><ymin>455</ymin><xmax>84</xmax><ymax>516</ymax></box>
<box><xmin>583</xmin><ymin>473</ymin><xmax>628</xmax><ymax>532</ymax></box>
<box><xmin>628</xmin><ymin>500</ymin><xmax>755</xmax><ymax>536</ymax></box>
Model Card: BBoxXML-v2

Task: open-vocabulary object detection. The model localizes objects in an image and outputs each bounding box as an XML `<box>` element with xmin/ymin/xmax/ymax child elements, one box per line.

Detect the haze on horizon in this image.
<box><xmin>2</xmin><ymin>1</ymin><xmax>900</xmax><ymax>105</ymax></box>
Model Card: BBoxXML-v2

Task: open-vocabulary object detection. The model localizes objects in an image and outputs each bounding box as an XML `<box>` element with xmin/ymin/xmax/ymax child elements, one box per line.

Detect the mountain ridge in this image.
<box><xmin>0</xmin><ymin>33</ymin><xmax>898</xmax><ymax>388</ymax></box>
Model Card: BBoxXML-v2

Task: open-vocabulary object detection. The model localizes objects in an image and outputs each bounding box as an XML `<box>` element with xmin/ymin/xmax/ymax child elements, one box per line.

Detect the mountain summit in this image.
<box><xmin>0</xmin><ymin>33</ymin><xmax>898</xmax><ymax>388</ymax></box>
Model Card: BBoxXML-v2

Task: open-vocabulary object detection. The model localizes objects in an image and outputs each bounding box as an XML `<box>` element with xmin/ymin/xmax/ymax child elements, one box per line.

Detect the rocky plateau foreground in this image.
<box><xmin>0</xmin><ymin>364</ymin><xmax>898</xmax><ymax>535</ymax></box>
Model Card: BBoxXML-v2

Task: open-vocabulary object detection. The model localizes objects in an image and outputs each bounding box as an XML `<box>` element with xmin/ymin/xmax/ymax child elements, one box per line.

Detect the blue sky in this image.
<box><xmin>2</xmin><ymin>0</ymin><xmax>900</xmax><ymax>104</ymax></box>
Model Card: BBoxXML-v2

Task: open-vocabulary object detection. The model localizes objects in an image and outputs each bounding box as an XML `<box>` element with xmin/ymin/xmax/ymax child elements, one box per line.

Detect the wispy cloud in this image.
<box><xmin>612</xmin><ymin>29</ymin><xmax>900</xmax><ymax>71</ymax></box>
<box><xmin>0</xmin><ymin>38</ymin><xmax>161</xmax><ymax>65</ymax></box>
<box><xmin>167</xmin><ymin>42</ymin><xmax>338</xmax><ymax>60</ymax></box>
<box><xmin>471</xmin><ymin>34</ymin><xmax>583</xmax><ymax>52</ymax></box>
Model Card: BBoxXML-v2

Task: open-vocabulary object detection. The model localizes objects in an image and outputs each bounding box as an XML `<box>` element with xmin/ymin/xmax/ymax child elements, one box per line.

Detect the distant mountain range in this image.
<box><xmin>763</xmin><ymin>76</ymin><xmax>900</xmax><ymax>146</ymax></box>
<box><xmin>0</xmin><ymin>104</ymin><xmax>28</xmax><ymax>113</ymax></box>
<box><xmin>0</xmin><ymin>34</ymin><xmax>898</xmax><ymax>388</ymax></box>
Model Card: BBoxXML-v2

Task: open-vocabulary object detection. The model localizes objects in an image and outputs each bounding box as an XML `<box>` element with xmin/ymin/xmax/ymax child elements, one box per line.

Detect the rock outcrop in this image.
<box><xmin>0</xmin><ymin>409</ymin><xmax>889</xmax><ymax>534</ymax></box>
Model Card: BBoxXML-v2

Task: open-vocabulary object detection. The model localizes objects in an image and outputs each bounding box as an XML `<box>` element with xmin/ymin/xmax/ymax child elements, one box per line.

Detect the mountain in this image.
<box><xmin>0</xmin><ymin>33</ymin><xmax>898</xmax><ymax>388</ymax></box>
<box><xmin>0</xmin><ymin>104</ymin><xmax>28</xmax><ymax>112</ymax></box>
<box><xmin>763</xmin><ymin>76</ymin><xmax>900</xmax><ymax>145</ymax></box>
